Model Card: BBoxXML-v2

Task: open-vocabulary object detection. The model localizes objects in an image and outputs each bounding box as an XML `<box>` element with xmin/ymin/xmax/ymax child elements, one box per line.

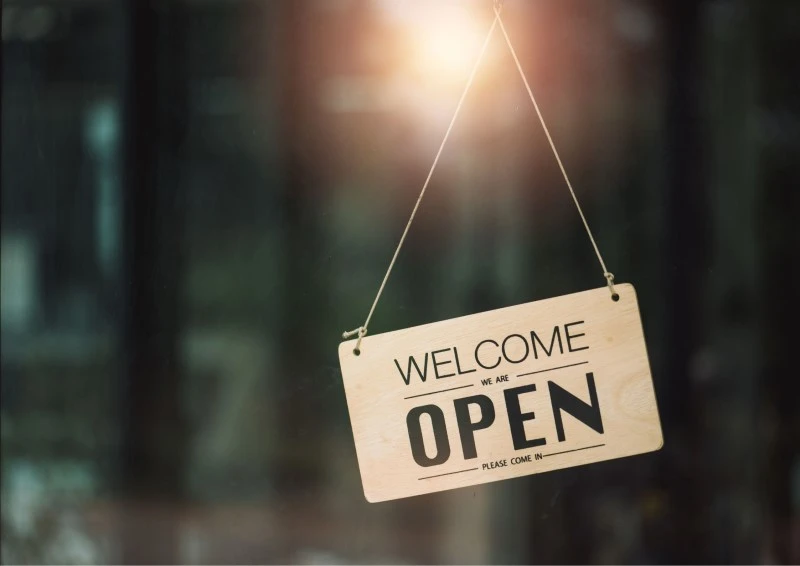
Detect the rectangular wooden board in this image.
<box><xmin>338</xmin><ymin>284</ymin><xmax>662</xmax><ymax>502</ymax></box>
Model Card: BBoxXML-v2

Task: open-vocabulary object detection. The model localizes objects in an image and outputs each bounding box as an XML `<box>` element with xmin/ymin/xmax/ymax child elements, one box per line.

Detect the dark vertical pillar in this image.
<box><xmin>754</xmin><ymin>2</ymin><xmax>800</xmax><ymax>563</ymax></box>
<box><xmin>119</xmin><ymin>0</ymin><xmax>187</xmax><ymax>562</ymax></box>
<box><xmin>273</xmin><ymin>0</ymin><xmax>325</xmax><ymax>491</ymax></box>
<box><xmin>659</xmin><ymin>0</ymin><xmax>710</xmax><ymax>562</ymax></box>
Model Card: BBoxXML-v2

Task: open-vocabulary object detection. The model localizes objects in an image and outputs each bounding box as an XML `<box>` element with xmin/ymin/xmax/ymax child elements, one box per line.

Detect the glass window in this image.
<box><xmin>2</xmin><ymin>0</ymin><xmax>798</xmax><ymax>563</ymax></box>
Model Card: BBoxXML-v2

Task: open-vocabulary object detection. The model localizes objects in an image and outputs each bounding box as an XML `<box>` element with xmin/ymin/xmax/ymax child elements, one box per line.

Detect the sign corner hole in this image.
<box><xmin>612</xmin><ymin>293</ymin><xmax>620</xmax><ymax>302</ymax></box>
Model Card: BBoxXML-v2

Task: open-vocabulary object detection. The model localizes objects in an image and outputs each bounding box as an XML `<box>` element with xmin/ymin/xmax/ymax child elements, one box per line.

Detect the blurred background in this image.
<box><xmin>1</xmin><ymin>0</ymin><xmax>798</xmax><ymax>563</ymax></box>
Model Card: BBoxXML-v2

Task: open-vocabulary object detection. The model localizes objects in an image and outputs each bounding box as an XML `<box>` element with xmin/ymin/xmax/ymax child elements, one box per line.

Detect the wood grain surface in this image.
<box><xmin>339</xmin><ymin>284</ymin><xmax>663</xmax><ymax>502</ymax></box>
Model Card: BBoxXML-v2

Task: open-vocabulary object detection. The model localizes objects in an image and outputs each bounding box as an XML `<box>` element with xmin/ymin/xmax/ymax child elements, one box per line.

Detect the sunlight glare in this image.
<box><xmin>404</xmin><ymin>3</ymin><xmax>486</xmax><ymax>87</ymax></box>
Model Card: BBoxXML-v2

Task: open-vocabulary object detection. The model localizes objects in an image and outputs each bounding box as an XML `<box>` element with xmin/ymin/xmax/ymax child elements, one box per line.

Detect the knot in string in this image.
<box><xmin>342</xmin><ymin>326</ymin><xmax>367</xmax><ymax>354</ymax></box>
<box><xmin>341</xmin><ymin>326</ymin><xmax>363</xmax><ymax>340</ymax></box>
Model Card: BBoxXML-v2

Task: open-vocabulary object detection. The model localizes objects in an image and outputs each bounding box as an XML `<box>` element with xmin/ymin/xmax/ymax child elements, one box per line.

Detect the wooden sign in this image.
<box><xmin>338</xmin><ymin>284</ymin><xmax>662</xmax><ymax>502</ymax></box>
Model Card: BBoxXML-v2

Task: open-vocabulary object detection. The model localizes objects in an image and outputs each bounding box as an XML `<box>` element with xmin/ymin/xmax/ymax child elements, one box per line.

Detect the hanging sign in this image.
<box><xmin>339</xmin><ymin>5</ymin><xmax>663</xmax><ymax>502</ymax></box>
<box><xmin>339</xmin><ymin>285</ymin><xmax>662</xmax><ymax>502</ymax></box>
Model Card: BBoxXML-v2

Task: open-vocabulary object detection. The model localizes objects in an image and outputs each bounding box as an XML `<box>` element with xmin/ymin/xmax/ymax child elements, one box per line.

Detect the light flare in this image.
<box><xmin>382</xmin><ymin>1</ymin><xmax>488</xmax><ymax>89</ymax></box>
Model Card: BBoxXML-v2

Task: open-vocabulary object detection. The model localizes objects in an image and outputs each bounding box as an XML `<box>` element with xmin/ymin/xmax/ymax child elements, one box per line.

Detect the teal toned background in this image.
<box><xmin>1</xmin><ymin>0</ymin><xmax>798</xmax><ymax>563</ymax></box>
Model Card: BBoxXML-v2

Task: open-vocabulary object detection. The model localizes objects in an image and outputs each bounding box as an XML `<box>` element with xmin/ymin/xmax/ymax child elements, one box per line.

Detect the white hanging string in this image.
<box><xmin>344</xmin><ymin>3</ymin><xmax>616</xmax><ymax>354</ymax></box>
<box><xmin>493</xmin><ymin>4</ymin><xmax>617</xmax><ymax>300</ymax></box>
<box><xmin>343</xmin><ymin>10</ymin><xmax>501</xmax><ymax>354</ymax></box>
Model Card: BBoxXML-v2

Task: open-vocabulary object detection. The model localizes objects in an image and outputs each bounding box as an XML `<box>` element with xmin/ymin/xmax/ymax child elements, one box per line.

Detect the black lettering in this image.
<box><xmin>531</xmin><ymin>327</ymin><xmax>563</xmax><ymax>359</ymax></box>
<box><xmin>453</xmin><ymin>395</ymin><xmax>496</xmax><ymax>459</ymax></box>
<box><xmin>503</xmin><ymin>384</ymin><xmax>546</xmax><ymax>450</ymax></box>
<box><xmin>407</xmin><ymin>405</ymin><xmax>451</xmax><ymax>467</ymax></box>
<box><xmin>431</xmin><ymin>348</ymin><xmax>456</xmax><ymax>379</ymax></box>
<box><xmin>501</xmin><ymin>334</ymin><xmax>530</xmax><ymax>364</ymax></box>
<box><xmin>394</xmin><ymin>353</ymin><xmax>429</xmax><ymax>385</ymax></box>
<box><xmin>548</xmin><ymin>372</ymin><xmax>604</xmax><ymax>442</ymax></box>
<box><xmin>453</xmin><ymin>346</ymin><xmax>477</xmax><ymax>375</ymax></box>
<box><xmin>564</xmin><ymin>321</ymin><xmax>589</xmax><ymax>352</ymax></box>
<box><xmin>475</xmin><ymin>339</ymin><xmax>501</xmax><ymax>370</ymax></box>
